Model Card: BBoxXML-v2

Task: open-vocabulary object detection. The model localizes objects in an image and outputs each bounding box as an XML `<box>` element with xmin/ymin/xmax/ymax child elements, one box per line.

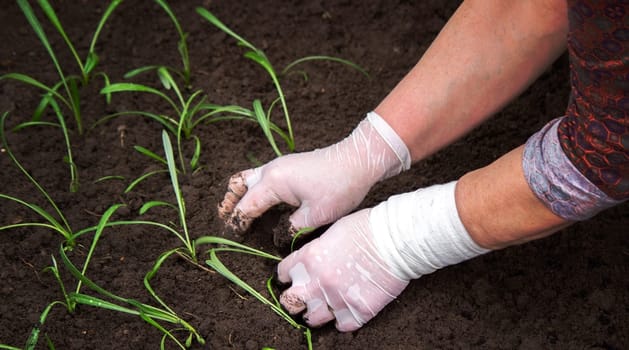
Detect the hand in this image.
<box><xmin>218</xmin><ymin>112</ymin><xmax>410</xmax><ymax>234</ymax></box>
<box><xmin>276</xmin><ymin>209</ymin><xmax>409</xmax><ymax>332</ymax></box>
<box><xmin>276</xmin><ymin>182</ymin><xmax>490</xmax><ymax>331</ymax></box>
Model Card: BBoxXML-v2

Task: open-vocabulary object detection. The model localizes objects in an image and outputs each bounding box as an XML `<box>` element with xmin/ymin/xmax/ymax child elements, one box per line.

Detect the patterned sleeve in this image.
<box><xmin>523</xmin><ymin>0</ymin><xmax>628</xmax><ymax>221</ymax></box>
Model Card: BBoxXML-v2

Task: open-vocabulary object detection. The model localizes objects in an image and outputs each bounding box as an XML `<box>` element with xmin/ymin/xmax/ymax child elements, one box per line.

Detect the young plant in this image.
<box><xmin>59</xmin><ymin>209</ymin><xmax>206</xmax><ymax>349</ymax></box>
<box><xmin>21</xmin><ymin>202</ymin><xmax>206</xmax><ymax>349</ymax></box>
<box><xmin>196</xmin><ymin>236</ymin><xmax>313</xmax><ymax>350</ymax></box>
<box><xmin>196</xmin><ymin>7</ymin><xmax>369</xmax><ymax>156</ymax></box>
<box><xmin>2</xmin><ymin>0</ymin><xmax>122</xmax><ymax>135</ymax></box>
<box><xmin>1</xmin><ymin>0</ymin><xmax>121</xmax><ymax>191</ymax></box>
<box><xmin>98</xmin><ymin>67</ymin><xmax>203</xmax><ymax>174</ymax></box>
<box><xmin>0</xmin><ymin>112</ymin><xmax>75</xmax><ymax>245</ymax></box>
<box><xmin>145</xmin><ymin>0</ymin><xmax>192</xmax><ymax>86</ymax></box>
<box><xmin>0</xmin><ymin>297</ymin><xmax>65</xmax><ymax>350</ymax></box>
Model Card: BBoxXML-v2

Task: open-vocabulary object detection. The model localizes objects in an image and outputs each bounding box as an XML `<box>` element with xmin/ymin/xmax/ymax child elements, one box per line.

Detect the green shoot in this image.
<box><xmin>290</xmin><ymin>227</ymin><xmax>315</xmax><ymax>253</ymax></box>
<box><xmin>161</xmin><ymin>130</ymin><xmax>195</xmax><ymax>260</ymax></box>
<box><xmin>6</xmin><ymin>0</ymin><xmax>122</xmax><ymax>135</ymax></box>
<box><xmin>281</xmin><ymin>55</ymin><xmax>370</xmax><ymax>79</ymax></box>
<box><xmin>99</xmin><ymin>67</ymin><xmax>204</xmax><ymax>173</ymax></box>
<box><xmin>24</xmin><ymin>301</ymin><xmax>65</xmax><ymax>350</ymax></box>
<box><xmin>57</xmin><ymin>239</ymin><xmax>205</xmax><ymax>348</ymax></box>
<box><xmin>11</xmin><ymin>0</ymin><xmax>82</xmax><ymax>133</ymax></box>
<box><xmin>196</xmin><ymin>7</ymin><xmax>295</xmax><ymax>153</ymax></box>
<box><xmin>154</xmin><ymin>0</ymin><xmax>191</xmax><ymax>86</ymax></box>
<box><xmin>195</xmin><ymin>101</ymin><xmax>292</xmax><ymax>157</ymax></box>
<box><xmin>73</xmin><ymin>204</ymin><xmax>125</xmax><ymax>297</ymax></box>
<box><xmin>37</xmin><ymin>0</ymin><xmax>122</xmax><ymax>85</ymax></box>
<box><xmin>124</xmin><ymin>169</ymin><xmax>170</xmax><ymax>194</ymax></box>
<box><xmin>130</xmin><ymin>131</ymin><xmax>196</xmax><ymax>258</ymax></box>
<box><xmin>197</xmin><ymin>8</ymin><xmax>369</xmax><ymax>157</ymax></box>
<box><xmin>0</xmin><ymin>112</ymin><xmax>74</xmax><ymax>245</ymax></box>
<box><xmin>93</xmin><ymin>175</ymin><xmax>125</xmax><ymax>184</ymax></box>
<box><xmin>196</xmin><ymin>236</ymin><xmax>313</xmax><ymax>349</ymax></box>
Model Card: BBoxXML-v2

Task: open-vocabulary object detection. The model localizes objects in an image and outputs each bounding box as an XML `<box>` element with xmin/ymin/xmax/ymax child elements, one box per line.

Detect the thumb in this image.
<box><xmin>288</xmin><ymin>201</ymin><xmax>343</xmax><ymax>235</ymax></box>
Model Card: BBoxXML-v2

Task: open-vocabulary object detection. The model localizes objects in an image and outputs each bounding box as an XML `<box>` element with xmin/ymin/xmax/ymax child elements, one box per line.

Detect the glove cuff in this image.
<box><xmin>366</xmin><ymin>111</ymin><xmax>411</xmax><ymax>172</ymax></box>
<box><xmin>369</xmin><ymin>181</ymin><xmax>490</xmax><ymax>280</ymax></box>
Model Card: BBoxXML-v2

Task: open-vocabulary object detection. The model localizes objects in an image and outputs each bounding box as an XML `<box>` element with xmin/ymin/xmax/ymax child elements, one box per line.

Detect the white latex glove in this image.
<box><xmin>218</xmin><ymin>112</ymin><xmax>411</xmax><ymax>234</ymax></box>
<box><xmin>277</xmin><ymin>209</ymin><xmax>409</xmax><ymax>332</ymax></box>
<box><xmin>277</xmin><ymin>182</ymin><xmax>490</xmax><ymax>331</ymax></box>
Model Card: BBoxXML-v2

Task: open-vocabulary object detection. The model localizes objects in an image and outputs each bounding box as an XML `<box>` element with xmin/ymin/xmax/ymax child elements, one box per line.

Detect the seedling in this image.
<box><xmin>133</xmin><ymin>0</ymin><xmax>192</xmax><ymax>87</ymax></box>
<box><xmin>197</xmin><ymin>7</ymin><xmax>369</xmax><ymax>156</ymax></box>
<box><xmin>58</xmin><ymin>231</ymin><xmax>206</xmax><ymax>349</ymax></box>
<box><xmin>1</xmin><ymin>0</ymin><xmax>121</xmax><ymax>191</ymax></box>
<box><xmin>0</xmin><ymin>296</ymin><xmax>64</xmax><ymax>350</ymax></box>
<box><xmin>99</xmin><ymin>67</ymin><xmax>204</xmax><ymax>174</ymax></box>
<box><xmin>196</xmin><ymin>236</ymin><xmax>313</xmax><ymax>350</ymax></box>
<box><xmin>2</xmin><ymin>0</ymin><xmax>122</xmax><ymax>135</ymax></box>
<box><xmin>54</xmin><ymin>203</ymin><xmax>205</xmax><ymax>348</ymax></box>
<box><xmin>0</xmin><ymin>112</ymin><xmax>75</xmax><ymax>245</ymax></box>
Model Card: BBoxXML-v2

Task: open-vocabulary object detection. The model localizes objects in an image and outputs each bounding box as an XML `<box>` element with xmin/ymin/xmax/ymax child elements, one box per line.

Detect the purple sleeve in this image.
<box><xmin>522</xmin><ymin>117</ymin><xmax>624</xmax><ymax>221</ymax></box>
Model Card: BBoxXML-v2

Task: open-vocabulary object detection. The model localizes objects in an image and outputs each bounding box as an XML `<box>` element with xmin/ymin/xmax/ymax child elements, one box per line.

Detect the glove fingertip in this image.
<box><xmin>279</xmin><ymin>289</ymin><xmax>307</xmax><ymax>315</ymax></box>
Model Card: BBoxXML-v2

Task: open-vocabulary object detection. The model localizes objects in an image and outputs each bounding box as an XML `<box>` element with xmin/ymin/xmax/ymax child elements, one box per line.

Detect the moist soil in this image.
<box><xmin>1</xmin><ymin>1</ymin><xmax>628</xmax><ymax>349</ymax></box>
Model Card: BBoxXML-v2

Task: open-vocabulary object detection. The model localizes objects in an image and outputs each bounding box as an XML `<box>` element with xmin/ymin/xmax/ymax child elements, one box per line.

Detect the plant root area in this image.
<box><xmin>1</xmin><ymin>1</ymin><xmax>628</xmax><ymax>349</ymax></box>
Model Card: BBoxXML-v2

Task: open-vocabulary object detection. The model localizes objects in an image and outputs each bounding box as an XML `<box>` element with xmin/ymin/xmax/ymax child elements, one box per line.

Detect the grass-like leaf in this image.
<box><xmin>0</xmin><ymin>112</ymin><xmax>74</xmax><ymax>243</ymax></box>
<box><xmin>196</xmin><ymin>236</ymin><xmax>313</xmax><ymax>349</ymax></box>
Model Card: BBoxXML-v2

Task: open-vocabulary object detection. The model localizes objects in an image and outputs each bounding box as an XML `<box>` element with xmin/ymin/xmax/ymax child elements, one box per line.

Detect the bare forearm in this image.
<box><xmin>375</xmin><ymin>0</ymin><xmax>568</xmax><ymax>162</ymax></box>
<box><xmin>456</xmin><ymin>145</ymin><xmax>571</xmax><ymax>249</ymax></box>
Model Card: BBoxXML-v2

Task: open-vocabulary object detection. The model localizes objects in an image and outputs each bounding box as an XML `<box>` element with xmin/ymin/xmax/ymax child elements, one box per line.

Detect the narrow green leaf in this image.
<box><xmin>88</xmin><ymin>0</ymin><xmax>123</xmax><ymax>54</ymax></box>
<box><xmin>0</xmin><ymin>73</ymin><xmax>68</xmax><ymax>107</ymax></box>
<box><xmin>124</xmin><ymin>65</ymin><xmax>161</xmax><ymax>79</ymax></box>
<box><xmin>190</xmin><ymin>135</ymin><xmax>201</xmax><ymax>170</ymax></box>
<box><xmin>37</xmin><ymin>0</ymin><xmax>84</xmax><ymax>73</ymax></box>
<box><xmin>282</xmin><ymin>55</ymin><xmax>370</xmax><ymax>79</ymax></box>
<box><xmin>74</xmin><ymin>204</ymin><xmax>124</xmax><ymax>294</ymax></box>
<box><xmin>196</xmin><ymin>8</ymin><xmax>258</xmax><ymax>52</ymax></box>
<box><xmin>93</xmin><ymin>175</ymin><xmax>125</xmax><ymax>184</ymax></box>
<box><xmin>124</xmin><ymin>169</ymin><xmax>169</xmax><ymax>193</ymax></box>
<box><xmin>84</xmin><ymin>52</ymin><xmax>99</xmax><ymax>75</ymax></box>
<box><xmin>24</xmin><ymin>301</ymin><xmax>65</xmax><ymax>350</ymax></box>
<box><xmin>12</xmin><ymin>121</ymin><xmax>60</xmax><ymax>131</ymax></box>
<box><xmin>134</xmin><ymin>145</ymin><xmax>167</xmax><ymax>165</ymax></box>
<box><xmin>139</xmin><ymin>200</ymin><xmax>176</xmax><ymax>215</ymax></box>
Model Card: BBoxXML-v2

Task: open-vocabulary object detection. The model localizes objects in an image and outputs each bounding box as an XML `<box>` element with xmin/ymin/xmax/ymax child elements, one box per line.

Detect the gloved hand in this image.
<box><xmin>218</xmin><ymin>112</ymin><xmax>411</xmax><ymax>234</ymax></box>
<box><xmin>277</xmin><ymin>182</ymin><xmax>490</xmax><ymax>331</ymax></box>
<box><xmin>277</xmin><ymin>209</ymin><xmax>409</xmax><ymax>332</ymax></box>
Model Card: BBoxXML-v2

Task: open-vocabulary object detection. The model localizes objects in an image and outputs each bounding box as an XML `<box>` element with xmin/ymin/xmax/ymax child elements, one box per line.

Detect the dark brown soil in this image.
<box><xmin>1</xmin><ymin>1</ymin><xmax>628</xmax><ymax>349</ymax></box>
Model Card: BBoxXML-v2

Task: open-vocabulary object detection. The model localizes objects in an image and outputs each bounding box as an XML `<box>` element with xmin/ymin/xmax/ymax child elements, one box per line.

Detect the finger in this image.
<box><xmin>276</xmin><ymin>251</ymin><xmax>308</xmax><ymax>284</ymax></box>
<box><xmin>217</xmin><ymin>171</ymin><xmax>251</xmax><ymax>220</ymax></box>
<box><xmin>279</xmin><ymin>286</ymin><xmax>307</xmax><ymax>315</ymax></box>
<box><xmin>221</xmin><ymin>167</ymin><xmax>284</xmax><ymax>234</ymax></box>
<box><xmin>234</xmin><ymin>180</ymin><xmax>284</xmax><ymax>222</ymax></box>
<box><xmin>303</xmin><ymin>298</ymin><xmax>335</xmax><ymax>327</ymax></box>
<box><xmin>334</xmin><ymin>308</ymin><xmax>364</xmax><ymax>332</ymax></box>
<box><xmin>287</xmin><ymin>204</ymin><xmax>323</xmax><ymax>236</ymax></box>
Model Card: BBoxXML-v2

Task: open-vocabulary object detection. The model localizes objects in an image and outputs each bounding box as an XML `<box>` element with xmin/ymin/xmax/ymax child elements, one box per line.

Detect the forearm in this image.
<box><xmin>456</xmin><ymin>145</ymin><xmax>570</xmax><ymax>250</ymax></box>
<box><xmin>375</xmin><ymin>0</ymin><xmax>568</xmax><ymax>162</ymax></box>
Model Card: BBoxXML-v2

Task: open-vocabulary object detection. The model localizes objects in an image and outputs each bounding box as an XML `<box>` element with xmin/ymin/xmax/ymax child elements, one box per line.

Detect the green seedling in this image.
<box><xmin>290</xmin><ymin>227</ymin><xmax>315</xmax><ymax>252</ymax></box>
<box><xmin>0</xmin><ymin>298</ymin><xmax>64</xmax><ymax>350</ymax></box>
<box><xmin>2</xmin><ymin>0</ymin><xmax>121</xmax><ymax>191</ymax></box>
<box><xmin>197</xmin><ymin>7</ymin><xmax>369</xmax><ymax>156</ymax></box>
<box><xmin>196</xmin><ymin>236</ymin><xmax>313</xmax><ymax>350</ymax></box>
<box><xmin>57</xmin><ymin>239</ymin><xmax>205</xmax><ymax>349</ymax></box>
<box><xmin>155</xmin><ymin>0</ymin><xmax>191</xmax><ymax>86</ymax></box>
<box><xmin>2</xmin><ymin>0</ymin><xmax>122</xmax><ymax>135</ymax></box>
<box><xmin>119</xmin><ymin>0</ymin><xmax>191</xmax><ymax>87</ymax></box>
<box><xmin>98</xmin><ymin>67</ymin><xmax>204</xmax><ymax>174</ymax></box>
<box><xmin>51</xmin><ymin>203</ymin><xmax>205</xmax><ymax>348</ymax></box>
<box><xmin>0</xmin><ymin>112</ymin><xmax>75</xmax><ymax>245</ymax></box>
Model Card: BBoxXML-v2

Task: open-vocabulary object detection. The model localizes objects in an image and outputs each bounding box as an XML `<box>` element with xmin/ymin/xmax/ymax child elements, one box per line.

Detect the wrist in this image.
<box><xmin>335</xmin><ymin>111</ymin><xmax>411</xmax><ymax>186</ymax></box>
<box><xmin>369</xmin><ymin>181</ymin><xmax>490</xmax><ymax>280</ymax></box>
